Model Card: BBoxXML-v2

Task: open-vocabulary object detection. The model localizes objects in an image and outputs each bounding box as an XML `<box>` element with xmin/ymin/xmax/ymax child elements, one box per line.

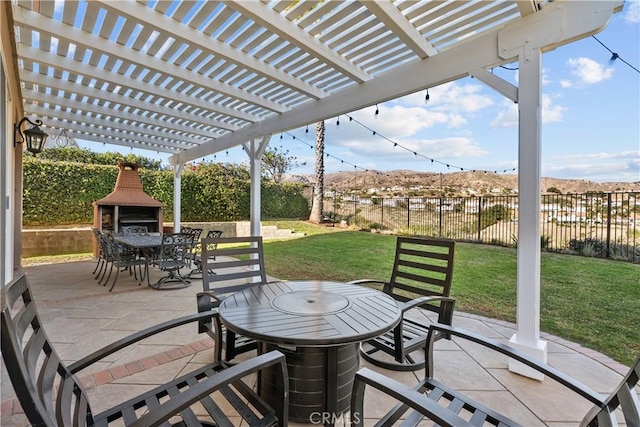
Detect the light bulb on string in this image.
<box><xmin>280</xmin><ymin>133</ymin><xmax>283</xmax><ymax>139</ymax></box>
<box><xmin>336</xmin><ymin>116</ymin><xmax>340</xmax><ymax>128</ymax></box>
<box><xmin>306</xmin><ymin>125</ymin><xmax>309</xmax><ymax>133</ymax></box>
<box><xmin>374</xmin><ymin>104</ymin><xmax>379</xmax><ymax>119</ymax></box>
<box><xmin>425</xmin><ymin>89</ymin><xmax>430</xmax><ymax>104</ymax></box>
<box><xmin>609</xmin><ymin>52</ymin><xmax>619</xmax><ymax>64</ymax></box>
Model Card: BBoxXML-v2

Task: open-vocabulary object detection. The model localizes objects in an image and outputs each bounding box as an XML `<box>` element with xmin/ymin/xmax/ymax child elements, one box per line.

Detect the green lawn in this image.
<box><xmin>23</xmin><ymin>221</ymin><xmax>639</xmax><ymax>366</ymax></box>
<box><xmin>261</xmin><ymin>223</ymin><xmax>640</xmax><ymax>366</ymax></box>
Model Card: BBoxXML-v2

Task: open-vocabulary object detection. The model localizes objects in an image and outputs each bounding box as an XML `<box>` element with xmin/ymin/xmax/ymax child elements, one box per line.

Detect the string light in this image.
<box><xmin>425</xmin><ymin>89</ymin><xmax>430</xmax><ymax>103</ymax></box>
<box><xmin>306</xmin><ymin>125</ymin><xmax>309</xmax><ymax>133</ymax></box>
<box><xmin>374</xmin><ymin>104</ymin><xmax>379</xmax><ymax>119</ymax></box>
<box><xmin>592</xmin><ymin>35</ymin><xmax>639</xmax><ymax>73</ymax></box>
<box><xmin>339</xmin><ymin>114</ymin><xmax>517</xmax><ymax>174</ymax></box>
<box><xmin>288</xmin><ymin>106</ymin><xmax>521</xmax><ymax>175</ymax></box>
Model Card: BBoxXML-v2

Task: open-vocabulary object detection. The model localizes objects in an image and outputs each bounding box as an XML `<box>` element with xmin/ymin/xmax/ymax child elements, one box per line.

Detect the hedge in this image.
<box><xmin>22</xmin><ymin>158</ymin><xmax>310</xmax><ymax>226</ymax></box>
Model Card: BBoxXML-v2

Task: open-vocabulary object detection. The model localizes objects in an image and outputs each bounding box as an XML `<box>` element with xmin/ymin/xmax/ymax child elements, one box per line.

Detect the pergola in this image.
<box><xmin>1</xmin><ymin>0</ymin><xmax>623</xmax><ymax>377</ymax></box>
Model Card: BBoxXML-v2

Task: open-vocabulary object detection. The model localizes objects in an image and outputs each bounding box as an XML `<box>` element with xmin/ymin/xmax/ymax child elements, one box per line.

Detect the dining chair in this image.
<box><xmin>196</xmin><ymin>235</ymin><xmax>269</xmax><ymax>363</ymax></box>
<box><xmin>121</xmin><ymin>224</ymin><xmax>148</xmax><ymax>234</ymax></box>
<box><xmin>350</xmin><ymin>236</ymin><xmax>456</xmax><ymax>371</ymax></box>
<box><xmin>91</xmin><ymin>228</ymin><xmax>107</xmax><ymax>278</ymax></box>
<box><xmin>2</xmin><ymin>272</ymin><xmax>289</xmax><ymax>427</ymax></box>
<box><xmin>188</xmin><ymin>229</ymin><xmax>223</xmax><ymax>278</ymax></box>
<box><xmin>101</xmin><ymin>233</ymin><xmax>149</xmax><ymax>291</ymax></box>
<box><xmin>179</xmin><ymin>226</ymin><xmax>203</xmax><ymax>273</ymax></box>
<box><xmin>351</xmin><ymin>322</ymin><xmax>640</xmax><ymax>427</ymax></box>
<box><xmin>151</xmin><ymin>232</ymin><xmax>191</xmax><ymax>289</ymax></box>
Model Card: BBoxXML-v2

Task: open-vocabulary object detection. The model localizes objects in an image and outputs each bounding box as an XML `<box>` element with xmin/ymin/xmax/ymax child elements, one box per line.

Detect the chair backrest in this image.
<box><xmin>205</xmin><ymin>229</ymin><xmax>223</xmax><ymax>239</ymax></box>
<box><xmin>121</xmin><ymin>225</ymin><xmax>148</xmax><ymax>234</ymax></box>
<box><xmin>201</xmin><ymin>236</ymin><xmax>268</xmax><ymax>295</ymax></box>
<box><xmin>1</xmin><ymin>273</ymin><xmax>95</xmax><ymax>426</ymax></box>
<box><xmin>386</xmin><ymin>236</ymin><xmax>455</xmax><ymax>307</ymax></box>
<box><xmin>156</xmin><ymin>233</ymin><xmax>190</xmax><ymax>262</ymax></box>
<box><xmin>581</xmin><ymin>354</ymin><xmax>640</xmax><ymax>426</ymax></box>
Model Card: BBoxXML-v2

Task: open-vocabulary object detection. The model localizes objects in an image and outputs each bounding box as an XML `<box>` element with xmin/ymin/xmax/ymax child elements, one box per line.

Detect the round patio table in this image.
<box><xmin>219</xmin><ymin>280</ymin><xmax>401</xmax><ymax>424</ymax></box>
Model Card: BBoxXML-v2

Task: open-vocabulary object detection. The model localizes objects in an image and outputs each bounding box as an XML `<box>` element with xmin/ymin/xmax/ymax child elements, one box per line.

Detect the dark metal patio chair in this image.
<box><xmin>152</xmin><ymin>232</ymin><xmax>192</xmax><ymax>289</ymax></box>
<box><xmin>188</xmin><ymin>229</ymin><xmax>223</xmax><ymax>278</ymax></box>
<box><xmin>350</xmin><ymin>236</ymin><xmax>456</xmax><ymax>371</ymax></box>
<box><xmin>1</xmin><ymin>273</ymin><xmax>289</xmax><ymax>427</ymax></box>
<box><xmin>180</xmin><ymin>226</ymin><xmax>203</xmax><ymax>269</ymax></box>
<box><xmin>91</xmin><ymin>228</ymin><xmax>107</xmax><ymax>278</ymax></box>
<box><xmin>121</xmin><ymin>224</ymin><xmax>148</xmax><ymax>234</ymax></box>
<box><xmin>351</xmin><ymin>322</ymin><xmax>640</xmax><ymax>427</ymax></box>
<box><xmin>196</xmin><ymin>236</ymin><xmax>269</xmax><ymax>363</ymax></box>
<box><xmin>102</xmin><ymin>232</ymin><xmax>149</xmax><ymax>291</ymax></box>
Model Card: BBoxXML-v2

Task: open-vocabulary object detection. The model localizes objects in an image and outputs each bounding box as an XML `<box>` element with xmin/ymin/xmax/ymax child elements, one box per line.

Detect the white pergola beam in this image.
<box><xmin>13</xmin><ymin>7</ymin><xmax>289</xmax><ymax>115</ymax></box>
<box><xmin>225</xmin><ymin>1</ymin><xmax>371</xmax><ymax>83</ymax></box>
<box><xmin>170</xmin><ymin>0</ymin><xmax>621</xmax><ymax>165</ymax></box>
<box><xmin>95</xmin><ymin>1</ymin><xmax>328</xmax><ymax>100</ymax></box>
<box><xmin>20</xmin><ymin>70</ymin><xmax>233</xmax><ymax>138</ymax></box>
<box><xmin>18</xmin><ymin>47</ymin><xmax>258</xmax><ymax>128</ymax></box>
<box><xmin>363</xmin><ymin>1</ymin><xmax>438</xmax><ymax>58</ymax></box>
<box><xmin>23</xmin><ymin>90</ymin><xmax>202</xmax><ymax>150</ymax></box>
<box><xmin>470</xmin><ymin>69</ymin><xmax>518</xmax><ymax>103</ymax></box>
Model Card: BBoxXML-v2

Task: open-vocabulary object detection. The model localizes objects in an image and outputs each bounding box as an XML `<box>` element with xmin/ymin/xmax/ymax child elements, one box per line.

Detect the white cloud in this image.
<box><xmin>623</xmin><ymin>0</ymin><xmax>640</xmax><ymax>24</ymax></box>
<box><xmin>398</xmin><ymin>81</ymin><xmax>494</xmax><ymax>114</ymax></box>
<box><xmin>547</xmin><ymin>150</ymin><xmax>640</xmax><ymax>162</ymax></box>
<box><xmin>560</xmin><ymin>80</ymin><xmax>572</xmax><ymax>88</ymax></box>
<box><xmin>490</xmin><ymin>95</ymin><xmax>566</xmax><ymax>128</ymax></box>
<box><xmin>567</xmin><ymin>57</ymin><xmax>614</xmax><ymax>84</ymax></box>
<box><xmin>344</xmin><ymin>136</ymin><xmax>488</xmax><ymax>160</ymax></box>
<box><xmin>490</xmin><ymin>102</ymin><xmax>518</xmax><ymax>128</ymax></box>
<box><xmin>541</xmin><ymin>94</ymin><xmax>566</xmax><ymax>123</ymax></box>
<box><xmin>543</xmin><ymin>151</ymin><xmax>640</xmax><ymax>182</ymax></box>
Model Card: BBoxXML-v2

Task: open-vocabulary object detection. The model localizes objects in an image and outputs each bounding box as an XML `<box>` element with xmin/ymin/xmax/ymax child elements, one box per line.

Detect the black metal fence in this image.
<box><xmin>324</xmin><ymin>191</ymin><xmax>640</xmax><ymax>263</ymax></box>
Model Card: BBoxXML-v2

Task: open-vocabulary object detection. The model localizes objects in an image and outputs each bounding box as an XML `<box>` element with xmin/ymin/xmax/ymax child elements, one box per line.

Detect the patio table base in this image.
<box><xmin>258</xmin><ymin>342</ymin><xmax>359</xmax><ymax>424</ymax></box>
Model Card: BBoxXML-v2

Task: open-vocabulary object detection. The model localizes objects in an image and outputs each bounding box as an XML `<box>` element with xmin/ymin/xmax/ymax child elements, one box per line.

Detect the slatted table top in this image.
<box><xmin>219</xmin><ymin>281</ymin><xmax>401</xmax><ymax>347</ymax></box>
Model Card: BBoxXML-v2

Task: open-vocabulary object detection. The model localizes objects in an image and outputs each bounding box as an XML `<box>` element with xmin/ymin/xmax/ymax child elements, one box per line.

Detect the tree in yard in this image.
<box><xmin>309</xmin><ymin>121</ymin><xmax>325</xmax><ymax>223</ymax></box>
<box><xmin>261</xmin><ymin>146</ymin><xmax>305</xmax><ymax>183</ymax></box>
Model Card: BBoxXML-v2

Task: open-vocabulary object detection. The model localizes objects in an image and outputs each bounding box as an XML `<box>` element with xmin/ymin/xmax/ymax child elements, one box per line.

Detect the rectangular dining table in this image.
<box><xmin>218</xmin><ymin>280</ymin><xmax>401</xmax><ymax>424</ymax></box>
<box><xmin>112</xmin><ymin>233</ymin><xmax>163</xmax><ymax>288</ymax></box>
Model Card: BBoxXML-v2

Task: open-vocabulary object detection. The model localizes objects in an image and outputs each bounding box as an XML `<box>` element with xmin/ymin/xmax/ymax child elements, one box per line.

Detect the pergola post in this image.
<box><xmin>244</xmin><ymin>136</ymin><xmax>270</xmax><ymax>279</ymax></box>
<box><xmin>509</xmin><ymin>44</ymin><xmax>548</xmax><ymax>380</ymax></box>
<box><xmin>244</xmin><ymin>136</ymin><xmax>270</xmax><ymax>238</ymax></box>
<box><xmin>173</xmin><ymin>163</ymin><xmax>184</xmax><ymax>233</ymax></box>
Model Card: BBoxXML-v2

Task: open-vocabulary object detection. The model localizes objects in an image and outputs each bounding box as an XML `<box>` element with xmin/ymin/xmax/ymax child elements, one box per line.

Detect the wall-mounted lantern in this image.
<box><xmin>14</xmin><ymin>117</ymin><xmax>49</xmax><ymax>155</ymax></box>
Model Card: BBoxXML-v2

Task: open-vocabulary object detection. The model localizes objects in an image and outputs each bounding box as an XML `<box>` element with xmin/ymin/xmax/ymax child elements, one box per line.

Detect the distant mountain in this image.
<box><xmin>285</xmin><ymin>170</ymin><xmax>639</xmax><ymax>195</ymax></box>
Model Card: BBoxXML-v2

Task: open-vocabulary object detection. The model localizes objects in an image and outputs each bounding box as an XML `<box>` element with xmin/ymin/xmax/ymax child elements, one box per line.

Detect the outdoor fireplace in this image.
<box><xmin>92</xmin><ymin>161</ymin><xmax>164</xmax><ymax>256</ymax></box>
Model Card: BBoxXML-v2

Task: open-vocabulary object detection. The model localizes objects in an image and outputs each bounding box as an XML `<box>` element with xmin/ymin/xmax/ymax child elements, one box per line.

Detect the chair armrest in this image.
<box><xmin>401</xmin><ymin>296</ymin><xmax>456</xmax><ymax>327</ymax></box>
<box><xmin>348</xmin><ymin>279</ymin><xmax>387</xmax><ymax>286</ymax></box>
<box><xmin>68</xmin><ymin>310</ymin><xmax>217</xmax><ymax>374</ymax></box>
<box><xmin>128</xmin><ymin>350</ymin><xmax>289</xmax><ymax>427</ymax></box>
<box><xmin>350</xmin><ymin>367</ymin><xmax>473</xmax><ymax>427</ymax></box>
<box><xmin>401</xmin><ymin>295</ymin><xmax>455</xmax><ymax>312</ymax></box>
<box><xmin>197</xmin><ymin>291</ymin><xmax>224</xmax><ymax>333</ymax></box>
<box><xmin>425</xmin><ymin>324</ymin><xmax>605</xmax><ymax>407</ymax></box>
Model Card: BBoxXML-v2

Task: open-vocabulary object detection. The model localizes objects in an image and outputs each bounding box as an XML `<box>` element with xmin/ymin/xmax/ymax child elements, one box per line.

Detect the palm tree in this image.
<box><xmin>309</xmin><ymin>121</ymin><xmax>325</xmax><ymax>223</ymax></box>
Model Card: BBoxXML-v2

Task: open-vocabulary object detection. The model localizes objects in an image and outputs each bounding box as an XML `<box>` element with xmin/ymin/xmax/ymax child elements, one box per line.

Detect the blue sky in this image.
<box><xmin>79</xmin><ymin>1</ymin><xmax>640</xmax><ymax>183</ymax></box>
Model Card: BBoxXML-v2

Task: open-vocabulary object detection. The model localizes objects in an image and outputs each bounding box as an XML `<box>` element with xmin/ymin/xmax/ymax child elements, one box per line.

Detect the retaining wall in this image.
<box><xmin>22</xmin><ymin>222</ymin><xmax>304</xmax><ymax>257</ymax></box>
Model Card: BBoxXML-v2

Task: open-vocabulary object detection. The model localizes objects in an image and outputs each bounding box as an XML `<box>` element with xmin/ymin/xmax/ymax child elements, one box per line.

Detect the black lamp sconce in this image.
<box><xmin>14</xmin><ymin>117</ymin><xmax>49</xmax><ymax>155</ymax></box>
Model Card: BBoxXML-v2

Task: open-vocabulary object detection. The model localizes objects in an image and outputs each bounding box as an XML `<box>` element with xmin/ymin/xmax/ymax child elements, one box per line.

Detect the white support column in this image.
<box><xmin>172</xmin><ymin>163</ymin><xmax>184</xmax><ymax>233</ymax></box>
<box><xmin>243</xmin><ymin>136</ymin><xmax>271</xmax><ymax>238</ymax></box>
<box><xmin>509</xmin><ymin>44</ymin><xmax>547</xmax><ymax>380</ymax></box>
